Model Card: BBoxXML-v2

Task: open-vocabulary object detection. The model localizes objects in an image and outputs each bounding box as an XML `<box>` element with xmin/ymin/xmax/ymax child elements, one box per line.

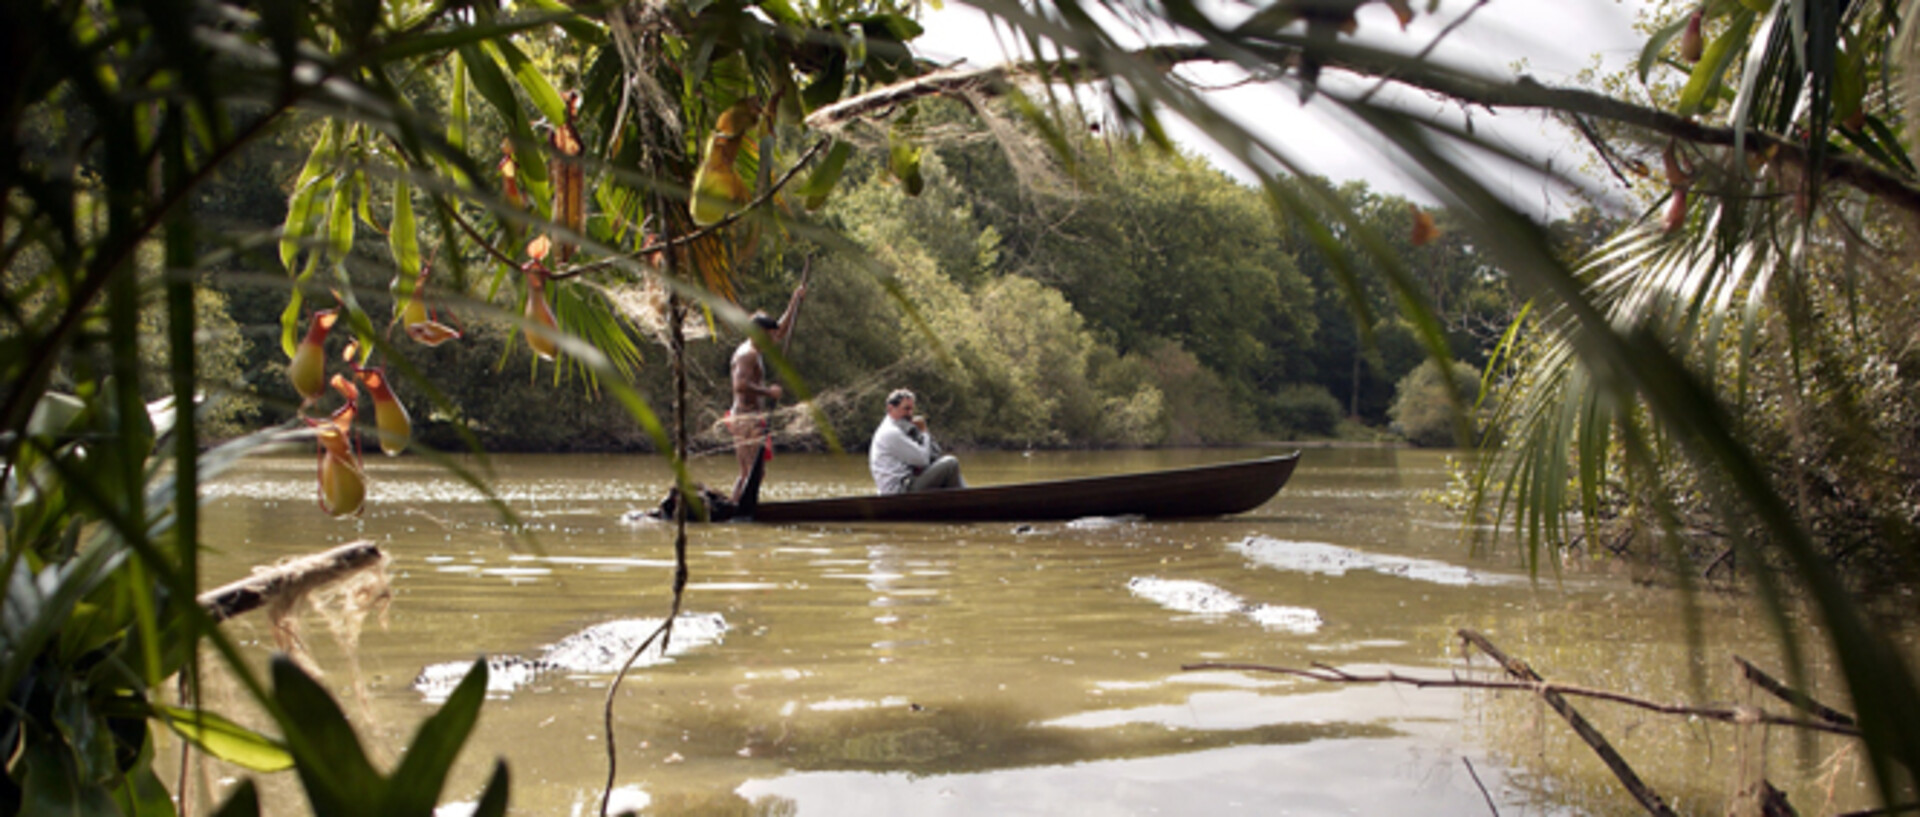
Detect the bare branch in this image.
<box><xmin>1181</xmin><ymin>661</ymin><xmax>1861</xmax><ymax>738</ymax></box>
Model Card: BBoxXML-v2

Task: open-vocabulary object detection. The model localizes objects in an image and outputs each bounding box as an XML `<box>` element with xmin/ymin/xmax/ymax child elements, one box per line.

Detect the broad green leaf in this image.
<box><xmin>756</xmin><ymin>0</ymin><xmax>805</xmax><ymax>27</ymax></box>
<box><xmin>470</xmin><ymin>760</ymin><xmax>511</xmax><ymax>817</ymax></box>
<box><xmin>353</xmin><ymin>169</ymin><xmax>375</xmax><ymax>230</ymax></box>
<box><xmin>111</xmin><ymin>757</ymin><xmax>181</xmax><ymax>817</ymax></box>
<box><xmin>449</xmin><ymin>52</ymin><xmax>468</xmax><ymax>152</ymax></box>
<box><xmin>800</xmin><ymin>141</ymin><xmax>852</xmax><ymax>210</ymax></box>
<box><xmin>460</xmin><ymin>43</ymin><xmax>550</xmax><ymax>208</ymax></box>
<box><xmin>801</xmin><ymin>51</ymin><xmax>847</xmax><ymax>110</ymax></box>
<box><xmin>154</xmin><ymin>704</ymin><xmax>294</xmax><ymax>772</ymax></box>
<box><xmin>389</xmin><ymin>178</ymin><xmax>420</xmax><ymax>279</ymax></box>
<box><xmin>1637</xmin><ymin>15</ymin><xmax>1690</xmax><ymax>84</ymax></box>
<box><xmin>385</xmin><ymin>658</ymin><xmax>489</xmax><ymax>814</ymax></box>
<box><xmin>367</xmin><ymin>13</ymin><xmax>586</xmax><ymax>62</ymax></box>
<box><xmin>485</xmin><ymin>39</ymin><xmax>567</xmax><ymax>129</ymax></box>
<box><xmin>1677</xmin><ymin>10</ymin><xmax>1753</xmax><ymax>117</ymax></box>
<box><xmin>888</xmin><ymin>140</ymin><xmax>923</xmax><ymax>197</ymax></box>
<box><xmin>280</xmin><ymin>177</ymin><xmax>329</xmax><ymax>273</ymax></box>
<box><xmin>325</xmin><ymin>179</ymin><xmax>355</xmax><ymax>263</ymax></box>
<box><xmin>282</xmin><ymin>125</ymin><xmax>340</xmax><ymax>270</ymax></box>
<box><xmin>272</xmin><ymin>656</ymin><xmax>384</xmax><ymax>816</ymax></box>
<box><xmin>515</xmin><ymin>0</ymin><xmax>605</xmax><ymax>42</ymax></box>
<box><xmin>18</xmin><ymin>732</ymin><xmax>120</xmax><ymax>816</ymax></box>
<box><xmin>277</xmin><ymin>257</ymin><xmax>317</xmax><ymax>360</ymax></box>
<box><xmin>1832</xmin><ymin>32</ymin><xmax>1864</xmax><ymax>123</ymax></box>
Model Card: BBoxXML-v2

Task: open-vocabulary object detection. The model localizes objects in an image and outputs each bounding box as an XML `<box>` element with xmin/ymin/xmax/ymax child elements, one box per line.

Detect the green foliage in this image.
<box><xmin>1388</xmin><ymin>360</ymin><xmax>1482</xmax><ymax>448</ymax></box>
<box><xmin>273</xmin><ymin>656</ymin><xmax>504</xmax><ymax>817</ymax></box>
<box><xmin>1269</xmin><ymin>384</ymin><xmax>1343</xmax><ymax>439</ymax></box>
<box><xmin>4</xmin><ymin>0</ymin><xmax>939</xmax><ymax>811</ymax></box>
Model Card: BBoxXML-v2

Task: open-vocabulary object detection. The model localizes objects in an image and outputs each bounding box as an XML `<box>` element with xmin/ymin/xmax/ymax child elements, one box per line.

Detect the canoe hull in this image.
<box><xmin>748</xmin><ymin>453</ymin><xmax>1299</xmax><ymax>523</ymax></box>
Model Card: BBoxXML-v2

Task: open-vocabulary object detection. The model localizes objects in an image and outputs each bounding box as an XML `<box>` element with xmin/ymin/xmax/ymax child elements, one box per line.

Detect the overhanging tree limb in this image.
<box><xmin>806</xmin><ymin>43</ymin><xmax>1920</xmax><ymax>217</ymax></box>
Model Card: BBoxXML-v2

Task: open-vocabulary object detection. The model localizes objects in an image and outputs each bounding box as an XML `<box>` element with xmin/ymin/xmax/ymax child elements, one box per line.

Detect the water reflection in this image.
<box><xmin>165</xmin><ymin>448</ymin><xmax>1899</xmax><ymax>815</ymax></box>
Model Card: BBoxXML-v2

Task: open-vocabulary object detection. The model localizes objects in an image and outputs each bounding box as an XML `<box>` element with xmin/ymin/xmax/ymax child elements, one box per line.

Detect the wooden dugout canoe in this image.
<box><xmin>745</xmin><ymin>453</ymin><xmax>1300</xmax><ymax>523</ymax></box>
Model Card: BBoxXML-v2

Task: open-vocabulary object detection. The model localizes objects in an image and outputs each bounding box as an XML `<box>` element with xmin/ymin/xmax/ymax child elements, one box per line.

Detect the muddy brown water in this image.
<box><xmin>174</xmin><ymin>447</ymin><xmax>1890</xmax><ymax>816</ymax></box>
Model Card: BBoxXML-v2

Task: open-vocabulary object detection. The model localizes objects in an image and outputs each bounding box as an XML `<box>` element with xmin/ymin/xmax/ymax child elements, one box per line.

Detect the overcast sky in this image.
<box><xmin>911</xmin><ymin>0</ymin><xmax>1655</xmax><ymax>217</ymax></box>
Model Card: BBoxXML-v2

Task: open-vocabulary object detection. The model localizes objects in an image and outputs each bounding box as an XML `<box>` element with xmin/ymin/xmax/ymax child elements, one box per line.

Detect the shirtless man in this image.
<box><xmin>728</xmin><ymin>282</ymin><xmax>806</xmax><ymax>504</ymax></box>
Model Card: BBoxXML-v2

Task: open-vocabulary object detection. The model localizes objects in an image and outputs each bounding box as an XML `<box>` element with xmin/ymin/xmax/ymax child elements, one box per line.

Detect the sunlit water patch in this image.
<box><xmin>412</xmin><ymin>613</ymin><xmax>728</xmax><ymax>701</ymax></box>
<box><xmin>1065</xmin><ymin>515</ymin><xmax>1141</xmax><ymax>530</ymax></box>
<box><xmin>1284</xmin><ymin>488</ymin><xmax>1422</xmax><ymax>501</ymax></box>
<box><xmin>1229</xmin><ymin>536</ymin><xmax>1516</xmax><ymax>586</ymax></box>
<box><xmin>1126</xmin><ymin>577</ymin><xmax>1323</xmax><ymax>634</ymax></box>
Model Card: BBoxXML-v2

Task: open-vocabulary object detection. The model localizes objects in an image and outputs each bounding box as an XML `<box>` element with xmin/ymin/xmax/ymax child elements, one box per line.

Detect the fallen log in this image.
<box><xmin>197</xmin><ymin>540</ymin><xmax>385</xmax><ymax>622</ymax></box>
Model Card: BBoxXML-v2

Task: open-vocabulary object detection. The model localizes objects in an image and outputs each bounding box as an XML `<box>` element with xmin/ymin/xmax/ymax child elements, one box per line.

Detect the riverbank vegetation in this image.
<box><xmin>8</xmin><ymin>0</ymin><xmax>1920</xmax><ymax>813</ymax></box>
<box><xmin>191</xmin><ymin>105</ymin><xmax>1535</xmax><ymax>452</ymax></box>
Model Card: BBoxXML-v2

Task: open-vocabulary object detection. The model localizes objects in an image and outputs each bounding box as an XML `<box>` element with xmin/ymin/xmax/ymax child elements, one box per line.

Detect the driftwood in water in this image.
<box><xmin>1186</xmin><ymin>631</ymin><xmax>1834</xmax><ymax>816</ymax></box>
<box><xmin>197</xmin><ymin>540</ymin><xmax>385</xmax><ymax>622</ymax></box>
<box><xmin>1734</xmin><ymin>654</ymin><xmax>1857</xmax><ymax>728</ymax></box>
<box><xmin>1456</xmin><ymin>629</ymin><xmax>1679</xmax><ymax>817</ymax></box>
<box><xmin>1181</xmin><ymin>660</ymin><xmax>1856</xmax><ymax>737</ymax></box>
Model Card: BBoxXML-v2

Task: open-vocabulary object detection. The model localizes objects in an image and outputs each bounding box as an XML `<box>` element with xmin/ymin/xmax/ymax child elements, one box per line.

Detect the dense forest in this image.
<box><xmin>13</xmin><ymin>0</ymin><xmax>1920</xmax><ymax>812</ymax></box>
<box><xmin>190</xmin><ymin>103</ymin><xmax>1597</xmax><ymax>454</ymax></box>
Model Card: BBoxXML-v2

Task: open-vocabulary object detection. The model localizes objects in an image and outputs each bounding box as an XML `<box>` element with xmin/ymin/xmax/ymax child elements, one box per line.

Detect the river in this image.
<box><xmin>176</xmin><ymin>447</ymin><xmax>1886</xmax><ymax>816</ymax></box>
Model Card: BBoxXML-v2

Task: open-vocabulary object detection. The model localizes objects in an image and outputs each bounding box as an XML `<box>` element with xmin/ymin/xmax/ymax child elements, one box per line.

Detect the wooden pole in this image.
<box><xmin>196</xmin><ymin>540</ymin><xmax>384</xmax><ymax>622</ymax></box>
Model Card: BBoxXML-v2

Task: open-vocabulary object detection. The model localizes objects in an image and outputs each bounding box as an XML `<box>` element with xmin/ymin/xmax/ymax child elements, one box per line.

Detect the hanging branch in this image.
<box><xmin>1356</xmin><ymin>0</ymin><xmax>1492</xmax><ymax>104</ymax></box>
<box><xmin>800</xmin><ymin>43</ymin><xmax>1920</xmax><ymax>217</ymax></box>
<box><xmin>551</xmin><ymin>137</ymin><xmax>832</xmax><ymax>281</ymax></box>
<box><xmin>780</xmin><ymin>256</ymin><xmax>813</xmax><ymax>357</ymax></box>
<box><xmin>600</xmin><ymin>190</ymin><xmax>695</xmax><ymax>817</ymax></box>
<box><xmin>440</xmin><ymin>200</ymin><xmax>525</xmax><ymax>270</ymax></box>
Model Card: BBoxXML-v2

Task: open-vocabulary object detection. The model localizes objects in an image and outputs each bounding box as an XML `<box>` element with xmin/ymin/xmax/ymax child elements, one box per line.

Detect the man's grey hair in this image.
<box><xmin>886</xmin><ymin>388</ymin><xmax>916</xmax><ymax>407</ymax></box>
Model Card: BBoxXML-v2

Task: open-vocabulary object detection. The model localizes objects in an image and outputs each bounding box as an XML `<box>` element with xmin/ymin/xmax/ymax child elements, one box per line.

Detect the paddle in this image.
<box><xmin>780</xmin><ymin>256</ymin><xmax>812</xmax><ymax>357</ymax></box>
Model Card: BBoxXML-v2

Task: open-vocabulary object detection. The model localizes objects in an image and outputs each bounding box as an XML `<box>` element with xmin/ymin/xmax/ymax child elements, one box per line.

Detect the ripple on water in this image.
<box><xmin>1125</xmin><ymin>577</ymin><xmax>1323</xmax><ymax>634</ymax></box>
<box><xmin>1228</xmin><ymin>536</ymin><xmax>1515</xmax><ymax>587</ymax></box>
<box><xmin>411</xmin><ymin>612</ymin><xmax>729</xmax><ymax>702</ymax></box>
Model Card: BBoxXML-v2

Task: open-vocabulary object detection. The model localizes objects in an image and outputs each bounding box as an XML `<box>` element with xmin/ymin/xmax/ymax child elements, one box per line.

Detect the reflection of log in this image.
<box><xmin>1458</xmin><ymin>629</ymin><xmax>1679</xmax><ymax>817</ymax></box>
<box><xmin>197</xmin><ymin>540</ymin><xmax>385</xmax><ymax>622</ymax></box>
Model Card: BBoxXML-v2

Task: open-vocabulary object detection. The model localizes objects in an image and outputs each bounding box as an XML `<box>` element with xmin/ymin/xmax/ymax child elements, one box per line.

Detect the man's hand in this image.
<box><xmin>912</xmin><ymin>415</ymin><xmax>927</xmax><ymax>433</ymax></box>
<box><xmin>768</xmin><ymin>384</ymin><xmax>784</xmax><ymax>401</ymax></box>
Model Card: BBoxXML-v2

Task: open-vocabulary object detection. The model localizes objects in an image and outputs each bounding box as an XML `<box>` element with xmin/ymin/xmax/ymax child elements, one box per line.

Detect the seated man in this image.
<box><xmin>868</xmin><ymin>388</ymin><xmax>964</xmax><ymax>495</ymax></box>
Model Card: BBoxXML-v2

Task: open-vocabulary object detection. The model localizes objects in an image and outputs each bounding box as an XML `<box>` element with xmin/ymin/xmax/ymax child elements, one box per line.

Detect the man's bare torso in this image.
<box><xmin>731</xmin><ymin>340</ymin><xmax>764</xmax><ymax>414</ymax></box>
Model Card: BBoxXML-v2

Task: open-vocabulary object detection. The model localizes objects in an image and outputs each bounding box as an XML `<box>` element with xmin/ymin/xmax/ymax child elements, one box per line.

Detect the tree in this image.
<box><xmin>1388</xmin><ymin>359</ymin><xmax>1482</xmax><ymax>448</ymax></box>
<box><xmin>12</xmin><ymin>0</ymin><xmax>1920</xmax><ymax>811</ymax></box>
<box><xmin>3</xmin><ymin>0</ymin><xmax>939</xmax><ymax>811</ymax></box>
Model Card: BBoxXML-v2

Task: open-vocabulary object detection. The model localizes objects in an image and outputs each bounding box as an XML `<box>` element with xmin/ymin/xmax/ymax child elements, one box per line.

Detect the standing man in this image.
<box><xmin>729</xmin><ymin>282</ymin><xmax>806</xmax><ymax>504</ymax></box>
<box><xmin>869</xmin><ymin>388</ymin><xmax>965</xmax><ymax>495</ymax></box>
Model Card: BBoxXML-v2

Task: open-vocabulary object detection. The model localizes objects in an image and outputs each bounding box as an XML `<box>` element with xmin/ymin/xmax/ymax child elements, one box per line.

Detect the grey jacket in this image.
<box><xmin>869</xmin><ymin>416</ymin><xmax>935</xmax><ymax>494</ymax></box>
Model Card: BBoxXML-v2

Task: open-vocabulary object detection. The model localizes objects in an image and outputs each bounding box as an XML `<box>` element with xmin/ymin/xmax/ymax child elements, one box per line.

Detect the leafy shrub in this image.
<box><xmin>1140</xmin><ymin>341</ymin><xmax>1256</xmax><ymax>445</ymax></box>
<box><xmin>1388</xmin><ymin>360</ymin><xmax>1484</xmax><ymax>448</ymax></box>
<box><xmin>1269</xmin><ymin>384</ymin><xmax>1343</xmax><ymax>438</ymax></box>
